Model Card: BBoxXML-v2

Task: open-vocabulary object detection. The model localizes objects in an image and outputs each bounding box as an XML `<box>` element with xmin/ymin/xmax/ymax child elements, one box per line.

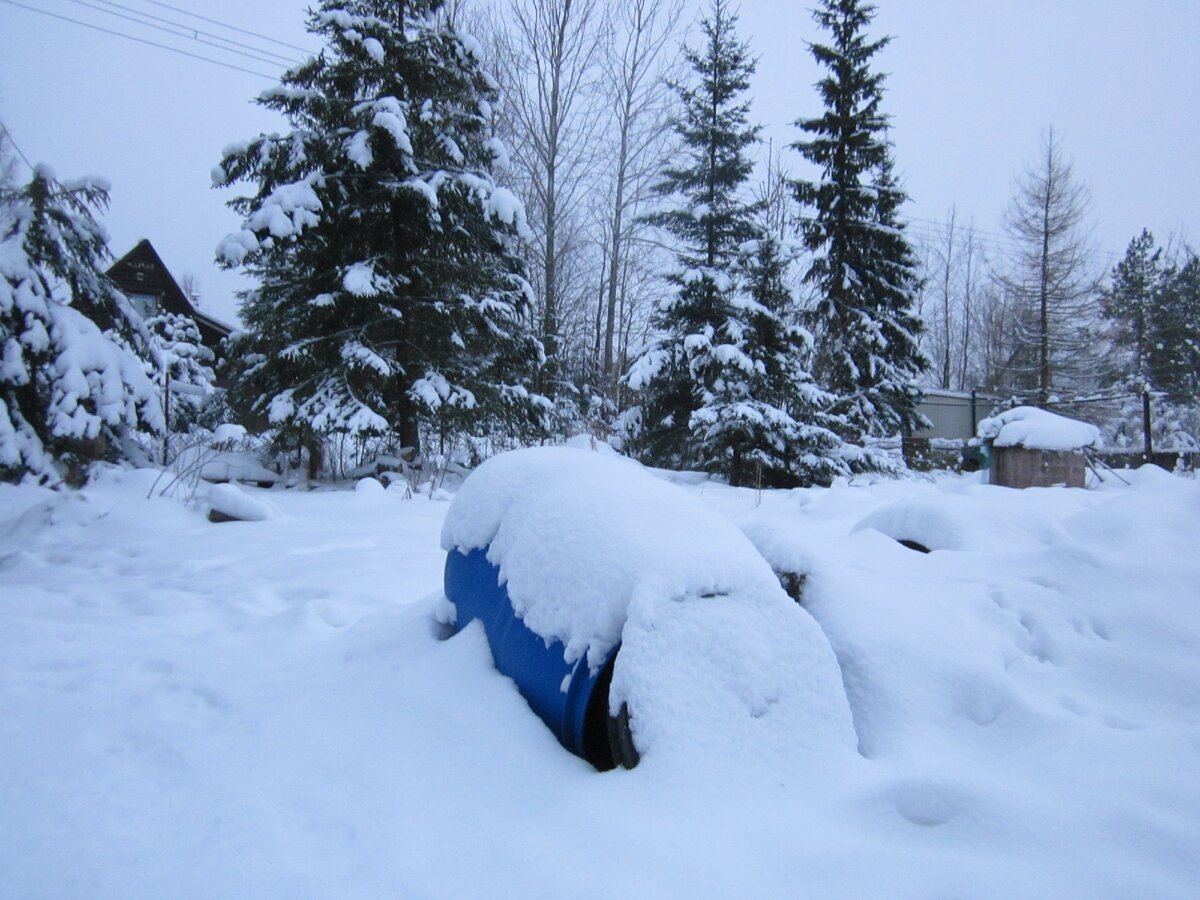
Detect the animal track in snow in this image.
<box><xmin>953</xmin><ymin>677</ymin><xmax>1012</xmax><ymax>726</ymax></box>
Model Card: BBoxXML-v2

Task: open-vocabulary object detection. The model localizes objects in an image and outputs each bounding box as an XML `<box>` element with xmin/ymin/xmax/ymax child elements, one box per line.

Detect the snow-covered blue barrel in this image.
<box><xmin>443</xmin><ymin>546</ymin><xmax>621</xmax><ymax>766</ymax></box>
<box><xmin>440</xmin><ymin>445</ymin><xmax>857</xmax><ymax>773</ymax></box>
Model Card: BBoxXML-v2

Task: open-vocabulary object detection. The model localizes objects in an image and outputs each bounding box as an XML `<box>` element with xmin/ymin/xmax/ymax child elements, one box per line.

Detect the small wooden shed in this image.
<box><xmin>975</xmin><ymin>406</ymin><xmax>1101</xmax><ymax>489</ymax></box>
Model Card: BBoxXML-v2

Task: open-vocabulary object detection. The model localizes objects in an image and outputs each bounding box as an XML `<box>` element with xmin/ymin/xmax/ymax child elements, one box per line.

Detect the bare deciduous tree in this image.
<box><xmin>0</xmin><ymin>124</ymin><xmax>22</xmax><ymax>189</ymax></box>
<box><xmin>179</xmin><ymin>272</ymin><xmax>201</xmax><ymax>308</ymax></box>
<box><xmin>596</xmin><ymin>0</ymin><xmax>683</xmax><ymax>399</ymax></box>
<box><xmin>917</xmin><ymin>207</ymin><xmax>991</xmax><ymax>391</ymax></box>
<box><xmin>495</xmin><ymin>0</ymin><xmax>607</xmax><ymax>397</ymax></box>
<box><xmin>999</xmin><ymin>129</ymin><xmax>1101</xmax><ymax>400</ymax></box>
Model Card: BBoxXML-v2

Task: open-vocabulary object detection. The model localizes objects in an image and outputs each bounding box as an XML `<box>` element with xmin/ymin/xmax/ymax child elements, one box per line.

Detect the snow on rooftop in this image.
<box><xmin>976</xmin><ymin>405</ymin><xmax>1101</xmax><ymax>451</ymax></box>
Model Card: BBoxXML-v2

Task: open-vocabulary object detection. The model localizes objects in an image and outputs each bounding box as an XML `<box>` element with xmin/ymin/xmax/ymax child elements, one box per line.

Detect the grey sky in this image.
<box><xmin>2</xmin><ymin>0</ymin><xmax>1197</xmax><ymax>327</ymax></box>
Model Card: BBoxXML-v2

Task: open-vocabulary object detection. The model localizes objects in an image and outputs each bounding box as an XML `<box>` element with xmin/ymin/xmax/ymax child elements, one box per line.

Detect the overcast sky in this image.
<box><xmin>2</xmin><ymin>0</ymin><xmax>1197</xmax><ymax>327</ymax></box>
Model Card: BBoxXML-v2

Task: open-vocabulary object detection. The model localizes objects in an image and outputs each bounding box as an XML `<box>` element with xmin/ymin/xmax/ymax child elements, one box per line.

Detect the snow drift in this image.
<box><xmin>2</xmin><ymin>461</ymin><xmax>1199</xmax><ymax>898</ymax></box>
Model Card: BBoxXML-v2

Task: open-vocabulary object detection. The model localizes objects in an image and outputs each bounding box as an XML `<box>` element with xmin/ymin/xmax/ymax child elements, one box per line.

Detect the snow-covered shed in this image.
<box><xmin>976</xmin><ymin>406</ymin><xmax>1101</xmax><ymax>488</ymax></box>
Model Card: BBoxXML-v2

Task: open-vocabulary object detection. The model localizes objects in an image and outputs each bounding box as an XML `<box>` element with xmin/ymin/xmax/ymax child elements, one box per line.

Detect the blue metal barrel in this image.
<box><xmin>444</xmin><ymin>546</ymin><xmax>620</xmax><ymax>766</ymax></box>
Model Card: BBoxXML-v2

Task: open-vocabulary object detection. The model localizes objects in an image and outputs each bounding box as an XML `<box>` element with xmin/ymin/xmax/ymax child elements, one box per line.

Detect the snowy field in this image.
<box><xmin>2</xmin><ymin>449</ymin><xmax>1199</xmax><ymax>899</ymax></box>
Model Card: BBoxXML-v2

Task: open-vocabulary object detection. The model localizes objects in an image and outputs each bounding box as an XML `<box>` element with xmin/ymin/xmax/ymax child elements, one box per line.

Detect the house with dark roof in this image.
<box><xmin>106</xmin><ymin>239</ymin><xmax>233</xmax><ymax>353</ymax></box>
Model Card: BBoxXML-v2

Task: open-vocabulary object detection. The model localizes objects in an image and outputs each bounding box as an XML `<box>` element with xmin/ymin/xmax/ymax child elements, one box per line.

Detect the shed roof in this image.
<box><xmin>977</xmin><ymin>406</ymin><xmax>1101</xmax><ymax>451</ymax></box>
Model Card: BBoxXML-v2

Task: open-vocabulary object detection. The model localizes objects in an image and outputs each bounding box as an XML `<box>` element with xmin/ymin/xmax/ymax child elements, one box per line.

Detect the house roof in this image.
<box><xmin>106</xmin><ymin>239</ymin><xmax>234</xmax><ymax>347</ymax></box>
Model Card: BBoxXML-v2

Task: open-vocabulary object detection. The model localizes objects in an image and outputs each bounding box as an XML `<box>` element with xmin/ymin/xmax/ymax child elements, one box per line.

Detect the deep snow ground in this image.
<box><xmin>2</xmin><ymin>459</ymin><xmax>1199</xmax><ymax>898</ymax></box>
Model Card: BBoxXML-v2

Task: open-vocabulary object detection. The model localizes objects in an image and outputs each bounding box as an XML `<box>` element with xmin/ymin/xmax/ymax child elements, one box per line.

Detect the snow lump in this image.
<box><xmin>441</xmin><ymin>445</ymin><xmax>857</xmax><ymax>766</ymax></box>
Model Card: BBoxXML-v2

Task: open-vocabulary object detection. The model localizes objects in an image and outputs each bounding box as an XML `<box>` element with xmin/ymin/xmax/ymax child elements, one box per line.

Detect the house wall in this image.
<box><xmin>912</xmin><ymin>390</ymin><xmax>1003</xmax><ymax>441</ymax></box>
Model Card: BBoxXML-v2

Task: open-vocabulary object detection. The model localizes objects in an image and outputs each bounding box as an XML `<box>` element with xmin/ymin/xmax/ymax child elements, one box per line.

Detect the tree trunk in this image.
<box><xmin>1039</xmin><ymin>193</ymin><xmax>1051</xmax><ymax>403</ymax></box>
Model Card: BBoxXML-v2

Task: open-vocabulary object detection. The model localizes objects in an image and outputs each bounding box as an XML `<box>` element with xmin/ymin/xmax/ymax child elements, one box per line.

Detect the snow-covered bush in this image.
<box><xmin>151</xmin><ymin>424</ymin><xmax>279</xmax><ymax>501</ymax></box>
<box><xmin>146</xmin><ymin>311</ymin><xmax>217</xmax><ymax>437</ymax></box>
<box><xmin>1102</xmin><ymin>390</ymin><xmax>1199</xmax><ymax>453</ymax></box>
<box><xmin>0</xmin><ymin>166</ymin><xmax>163</xmax><ymax>485</ymax></box>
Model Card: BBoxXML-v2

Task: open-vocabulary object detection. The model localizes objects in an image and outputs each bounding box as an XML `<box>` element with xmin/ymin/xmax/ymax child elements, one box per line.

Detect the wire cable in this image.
<box><xmin>81</xmin><ymin>0</ymin><xmax>303</xmax><ymax>65</ymax></box>
<box><xmin>0</xmin><ymin>121</ymin><xmax>36</xmax><ymax>171</ymax></box>
<box><xmin>0</xmin><ymin>0</ymin><xmax>278</xmax><ymax>79</ymax></box>
<box><xmin>61</xmin><ymin>0</ymin><xmax>297</xmax><ymax>68</ymax></box>
<box><xmin>902</xmin><ymin>217</ymin><xmax>1121</xmax><ymax>271</ymax></box>
<box><xmin>138</xmin><ymin>0</ymin><xmax>314</xmax><ymax>55</ymax></box>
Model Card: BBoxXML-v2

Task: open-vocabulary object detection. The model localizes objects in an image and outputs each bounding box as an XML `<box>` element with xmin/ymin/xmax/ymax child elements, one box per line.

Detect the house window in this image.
<box><xmin>129</xmin><ymin>293</ymin><xmax>159</xmax><ymax>318</ymax></box>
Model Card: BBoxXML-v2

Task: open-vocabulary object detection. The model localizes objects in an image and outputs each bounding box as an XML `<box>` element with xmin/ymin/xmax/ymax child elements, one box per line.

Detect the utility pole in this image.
<box><xmin>1142</xmin><ymin>389</ymin><xmax>1153</xmax><ymax>463</ymax></box>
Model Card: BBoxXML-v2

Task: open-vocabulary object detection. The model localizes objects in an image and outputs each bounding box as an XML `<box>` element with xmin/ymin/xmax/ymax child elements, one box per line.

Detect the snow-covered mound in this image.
<box><xmin>211</xmin><ymin>423</ymin><xmax>248</xmax><ymax>444</ymax></box>
<box><xmin>171</xmin><ymin>443</ymin><xmax>280</xmax><ymax>486</ymax></box>
<box><xmin>442</xmin><ymin>445</ymin><xmax>856</xmax><ymax>764</ymax></box>
<box><xmin>442</xmin><ymin>446</ymin><xmax>762</xmax><ymax>667</ymax></box>
<box><xmin>561</xmin><ymin>432</ymin><xmax>622</xmax><ymax>455</ymax></box>
<box><xmin>977</xmin><ymin>405</ymin><xmax>1101</xmax><ymax>450</ymax></box>
<box><xmin>729</xmin><ymin>467</ymin><xmax>1200</xmax><ymax>896</ymax></box>
<box><xmin>848</xmin><ymin>483</ymin><xmax>1087</xmax><ymax>552</ymax></box>
<box><xmin>206</xmin><ymin>482</ymin><xmax>276</xmax><ymax>522</ymax></box>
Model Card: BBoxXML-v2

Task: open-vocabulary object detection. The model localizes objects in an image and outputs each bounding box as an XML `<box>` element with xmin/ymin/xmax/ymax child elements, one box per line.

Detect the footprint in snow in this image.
<box><xmin>885</xmin><ymin>780</ymin><xmax>973</xmax><ymax>828</ymax></box>
<box><xmin>305</xmin><ymin>599</ymin><xmax>355</xmax><ymax>630</ymax></box>
<box><xmin>952</xmin><ymin>677</ymin><xmax>1013</xmax><ymax>727</ymax></box>
<box><xmin>987</xmin><ymin>586</ymin><xmax>1009</xmax><ymax>609</ymax></box>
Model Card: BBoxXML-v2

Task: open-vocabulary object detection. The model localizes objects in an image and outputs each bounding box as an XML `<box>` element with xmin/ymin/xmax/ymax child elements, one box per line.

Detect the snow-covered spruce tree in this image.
<box><xmin>718</xmin><ymin>230</ymin><xmax>857</xmax><ymax>486</ymax></box>
<box><xmin>1151</xmin><ymin>251</ymin><xmax>1200</xmax><ymax>402</ymax></box>
<box><xmin>145</xmin><ymin>311</ymin><xmax>216</xmax><ymax>435</ymax></box>
<box><xmin>0</xmin><ymin>166</ymin><xmax>163</xmax><ymax>485</ymax></box>
<box><xmin>215</xmin><ymin>0</ymin><xmax>546</xmax><ymax>462</ymax></box>
<box><xmin>628</xmin><ymin>0</ymin><xmax>781</xmax><ymax>483</ymax></box>
<box><xmin>791</xmin><ymin>0</ymin><xmax>927</xmax><ymax>446</ymax></box>
<box><xmin>1101</xmin><ymin>229</ymin><xmax>1162</xmax><ymax>388</ymax></box>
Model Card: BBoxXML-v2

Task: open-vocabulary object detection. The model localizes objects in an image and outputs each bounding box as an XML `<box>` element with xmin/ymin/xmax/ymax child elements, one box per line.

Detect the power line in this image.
<box><xmin>61</xmin><ymin>0</ymin><xmax>298</xmax><ymax>69</ymax></box>
<box><xmin>907</xmin><ymin>215</ymin><xmax>1020</xmax><ymax>247</ymax></box>
<box><xmin>1</xmin><ymin>0</ymin><xmax>279</xmax><ymax>79</ymax></box>
<box><xmin>80</xmin><ymin>0</ymin><xmax>303</xmax><ymax>66</ymax></box>
<box><xmin>138</xmin><ymin>0</ymin><xmax>315</xmax><ymax>55</ymax></box>
<box><xmin>0</xmin><ymin>121</ymin><xmax>36</xmax><ymax>171</ymax></box>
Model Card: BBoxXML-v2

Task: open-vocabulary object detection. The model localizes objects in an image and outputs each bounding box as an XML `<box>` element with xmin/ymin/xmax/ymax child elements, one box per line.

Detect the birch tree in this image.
<box><xmin>597</xmin><ymin>0</ymin><xmax>683</xmax><ymax>399</ymax></box>
<box><xmin>497</xmin><ymin>0</ymin><xmax>606</xmax><ymax>397</ymax></box>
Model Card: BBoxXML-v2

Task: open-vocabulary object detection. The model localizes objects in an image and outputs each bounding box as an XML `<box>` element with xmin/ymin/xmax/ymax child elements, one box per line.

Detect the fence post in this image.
<box><xmin>1142</xmin><ymin>390</ymin><xmax>1153</xmax><ymax>463</ymax></box>
<box><xmin>162</xmin><ymin>369</ymin><xmax>170</xmax><ymax>466</ymax></box>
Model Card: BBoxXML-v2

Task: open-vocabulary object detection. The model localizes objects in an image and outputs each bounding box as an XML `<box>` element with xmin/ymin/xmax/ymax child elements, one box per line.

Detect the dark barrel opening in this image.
<box><xmin>898</xmin><ymin>538</ymin><xmax>931</xmax><ymax>554</ymax></box>
<box><xmin>581</xmin><ymin>652</ymin><xmax>639</xmax><ymax>771</ymax></box>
